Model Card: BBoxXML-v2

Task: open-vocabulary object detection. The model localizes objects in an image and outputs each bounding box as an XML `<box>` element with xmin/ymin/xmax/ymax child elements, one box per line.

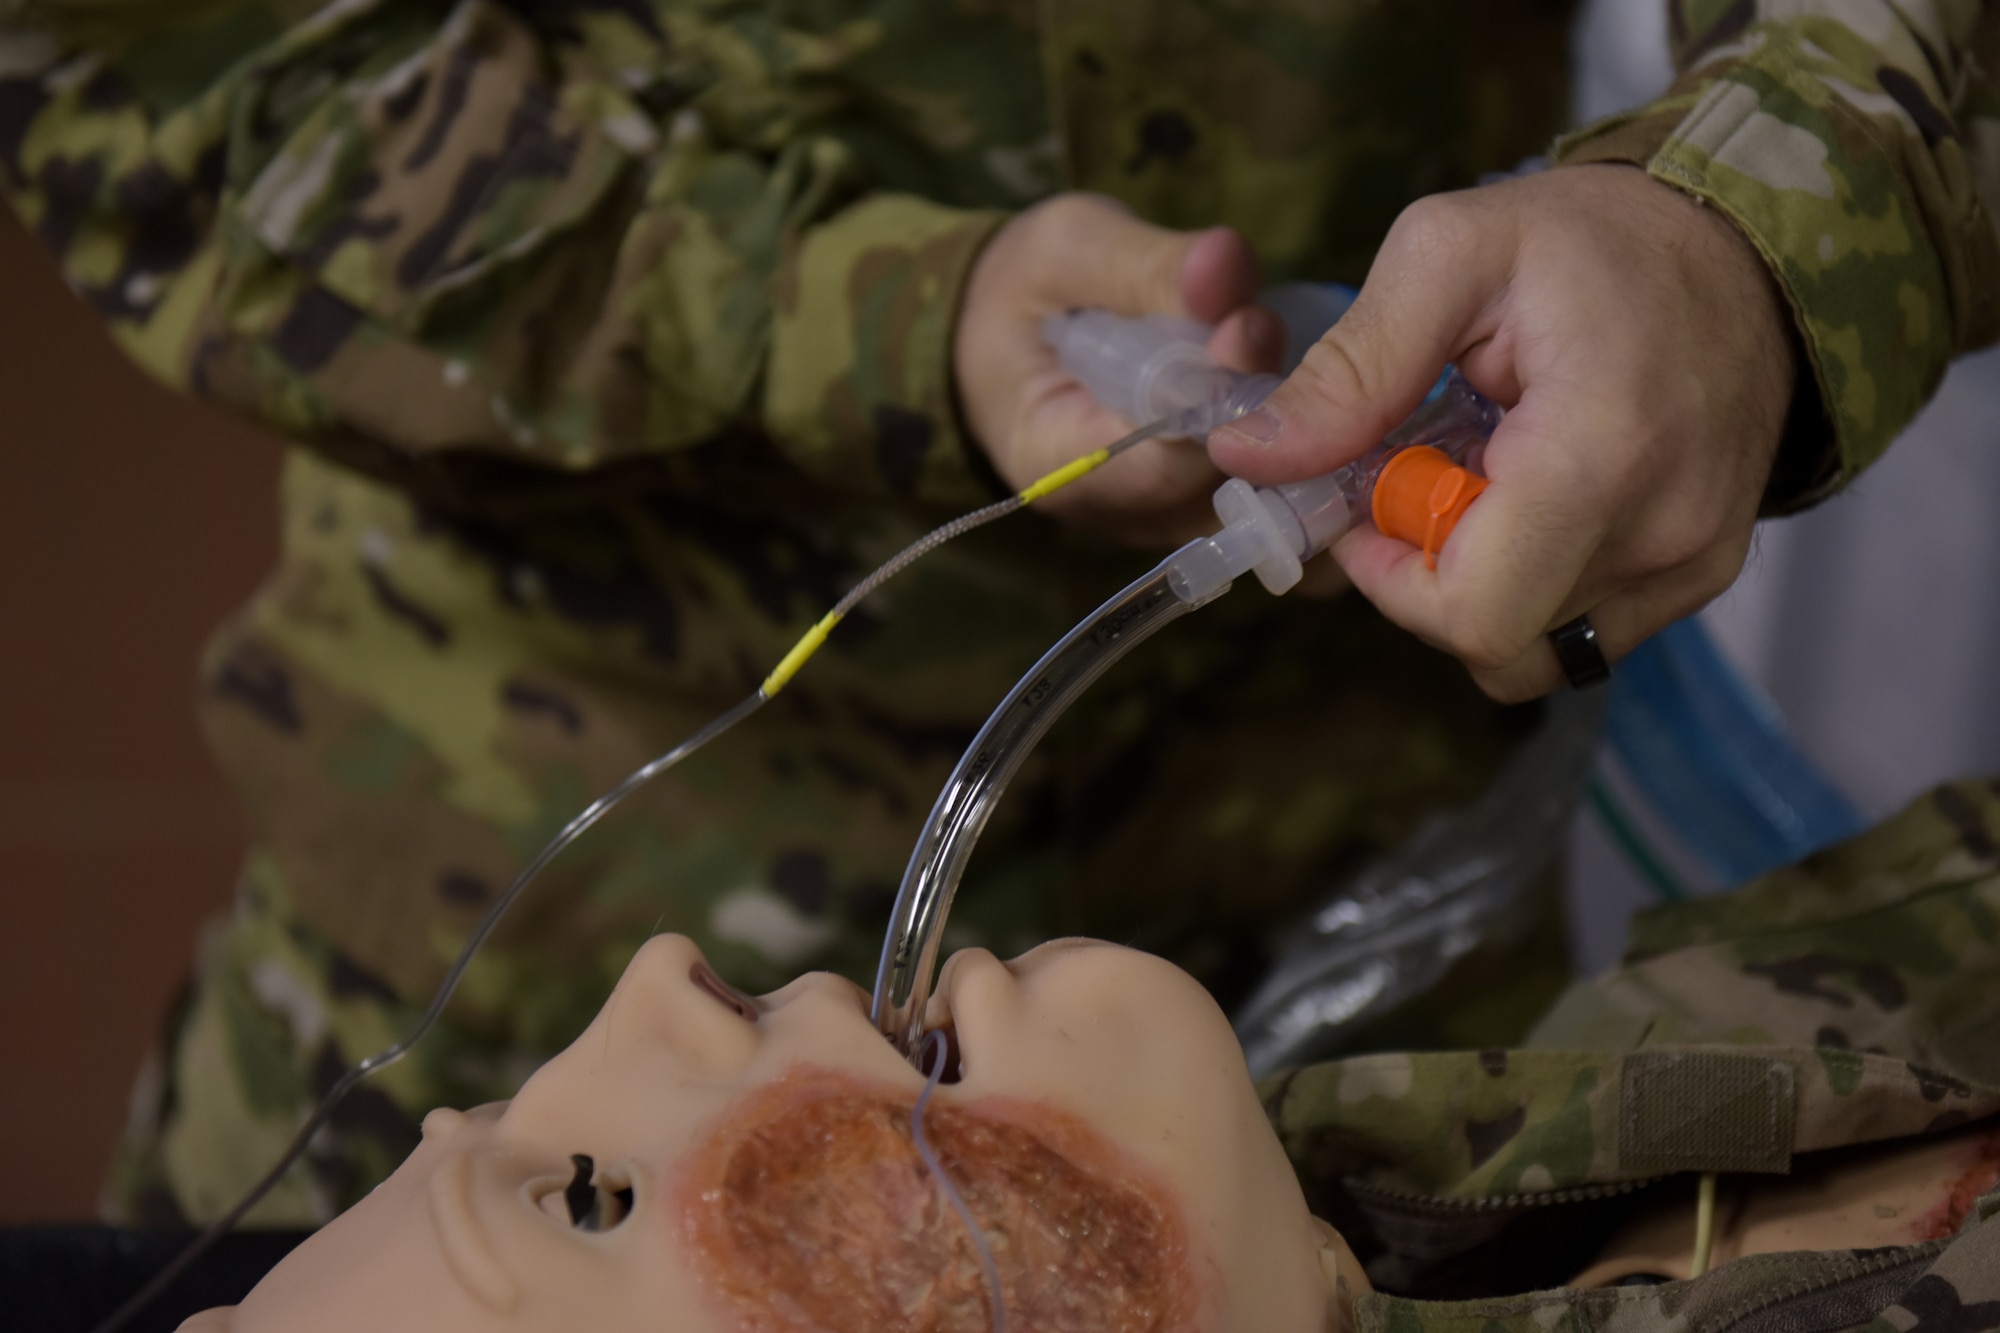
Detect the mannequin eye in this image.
<box><xmin>557</xmin><ymin>1153</ymin><xmax>634</xmax><ymax>1232</ymax></box>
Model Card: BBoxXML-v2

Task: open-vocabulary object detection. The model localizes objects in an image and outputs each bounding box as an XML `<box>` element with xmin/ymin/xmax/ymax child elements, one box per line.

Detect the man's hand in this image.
<box><xmin>1209</xmin><ymin>165</ymin><xmax>1796</xmax><ymax>699</ymax></box>
<box><xmin>955</xmin><ymin>193</ymin><xmax>1282</xmax><ymax>547</ymax></box>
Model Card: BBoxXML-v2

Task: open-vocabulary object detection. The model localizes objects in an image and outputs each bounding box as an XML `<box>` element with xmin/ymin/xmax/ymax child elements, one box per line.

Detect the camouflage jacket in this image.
<box><xmin>1268</xmin><ymin>778</ymin><xmax>2000</xmax><ymax>1331</ymax></box>
<box><xmin>0</xmin><ymin>0</ymin><xmax>1995</xmax><ymax>513</ymax></box>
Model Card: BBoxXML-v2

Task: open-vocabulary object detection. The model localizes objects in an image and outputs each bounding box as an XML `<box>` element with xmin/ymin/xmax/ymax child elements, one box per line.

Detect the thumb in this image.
<box><xmin>1208</xmin><ymin>195</ymin><xmax>1515</xmax><ymax>483</ymax></box>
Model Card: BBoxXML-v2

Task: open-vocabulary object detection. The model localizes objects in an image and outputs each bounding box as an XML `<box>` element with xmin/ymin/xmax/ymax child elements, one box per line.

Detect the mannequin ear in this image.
<box><xmin>175</xmin><ymin>1308</ymin><xmax>235</xmax><ymax>1332</ymax></box>
<box><xmin>1311</xmin><ymin>1218</ymin><xmax>1371</xmax><ymax>1333</ymax></box>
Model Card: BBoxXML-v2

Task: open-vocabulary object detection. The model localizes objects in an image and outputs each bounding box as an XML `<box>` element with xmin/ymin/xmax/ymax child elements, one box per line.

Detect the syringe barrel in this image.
<box><xmin>1046</xmin><ymin>307</ymin><xmax>1503</xmax><ymax>591</ymax></box>
<box><xmin>1336</xmin><ymin>370</ymin><xmax>1499</xmax><ymax>506</ymax></box>
<box><xmin>1189</xmin><ymin>370</ymin><xmax>1501</xmax><ymax>597</ymax></box>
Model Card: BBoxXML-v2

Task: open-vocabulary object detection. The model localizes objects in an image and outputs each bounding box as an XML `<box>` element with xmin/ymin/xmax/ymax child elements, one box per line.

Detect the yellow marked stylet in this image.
<box><xmin>758</xmin><ymin>425</ymin><xmax>1159</xmax><ymax>698</ymax></box>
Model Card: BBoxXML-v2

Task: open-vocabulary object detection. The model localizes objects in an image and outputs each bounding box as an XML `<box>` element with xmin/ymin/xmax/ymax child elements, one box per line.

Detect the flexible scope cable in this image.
<box><xmin>90</xmin><ymin>418</ymin><xmax>1172</xmax><ymax>1333</ymax></box>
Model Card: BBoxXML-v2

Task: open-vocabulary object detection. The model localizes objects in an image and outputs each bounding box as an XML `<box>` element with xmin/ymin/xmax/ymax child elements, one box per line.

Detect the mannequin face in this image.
<box><xmin>197</xmin><ymin>936</ymin><xmax>1339</xmax><ymax>1333</ymax></box>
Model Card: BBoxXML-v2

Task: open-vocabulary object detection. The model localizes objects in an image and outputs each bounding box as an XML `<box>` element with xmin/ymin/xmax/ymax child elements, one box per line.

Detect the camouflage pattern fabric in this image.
<box><xmin>1266</xmin><ymin>778</ymin><xmax>2000</xmax><ymax>1328</ymax></box>
<box><xmin>0</xmin><ymin>0</ymin><xmax>1571</xmax><ymax>493</ymax></box>
<box><xmin>1556</xmin><ymin>0</ymin><xmax>2000</xmax><ymax>510</ymax></box>
<box><xmin>0</xmin><ymin>0</ymin><xmax>1995</xmax><ymax>1242</ymax></box>
<box><xmin>0</xmin><ymin>0</ymin><xmax>1572</xmax><ymax>1227</ymax></box>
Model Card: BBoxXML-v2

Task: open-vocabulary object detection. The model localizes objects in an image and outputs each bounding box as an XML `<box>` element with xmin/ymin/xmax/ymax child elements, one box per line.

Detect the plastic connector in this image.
<box><xmin>1167</xmin><ymin>477</ymin><xmax>1324</xmax><ymax>602</ymax></box>
<box><xmin>1042</xmin><ymin>311</ymin><xmax>1280</xmax><ymax>437</ymax></box>
<box><xmin>1271</xmin><ymin>473</ymin><xmax>1351</xmax><ymax>556</ymax></box>
<box><xmin>1160</xmin><ymin>372</ymin><xmax>1282</xmax><ymax>439</ymax></box>
<box><xmin>1049</xmin><ymin>305</ymin><xmax>1502</xmax><ymax>608</ymax></box>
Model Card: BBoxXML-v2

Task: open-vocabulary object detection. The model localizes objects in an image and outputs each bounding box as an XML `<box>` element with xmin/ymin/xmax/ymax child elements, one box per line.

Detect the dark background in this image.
<box><xmin>1</xmin><ymin>206</ymin><xmax>281</xmax><ymax>1221</ymax></box>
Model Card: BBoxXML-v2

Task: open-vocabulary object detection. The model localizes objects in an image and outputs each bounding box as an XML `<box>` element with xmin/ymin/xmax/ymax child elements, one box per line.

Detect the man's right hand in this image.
<box><xmin>953</xmin><ymin>193</ymin><xmax>1283</xmax><ymax>548</ymax></box>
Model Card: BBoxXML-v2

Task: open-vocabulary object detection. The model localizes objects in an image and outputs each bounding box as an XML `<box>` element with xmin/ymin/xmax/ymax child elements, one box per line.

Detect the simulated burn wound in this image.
<box><xmin>677</xmin><ymin>1069</ymin><xmax>1198</xmax><ymax>1332</ymax></box>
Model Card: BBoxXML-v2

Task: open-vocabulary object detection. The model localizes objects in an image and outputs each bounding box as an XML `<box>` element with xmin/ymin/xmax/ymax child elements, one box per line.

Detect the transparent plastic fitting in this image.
<box><xmin>1163</xmin><ymin>368</ymin><xmax>1501</xmax><ymax>601</ymax></box>
<box><xmin>1045</xmin><ymin>307</ymin><xmax>1501</xmax><ymax>602</ymax></box>
<box><xmin>1041</xmin><ymin>310</ymin><xmax>1281</xmax><ymax>438</ymax></box>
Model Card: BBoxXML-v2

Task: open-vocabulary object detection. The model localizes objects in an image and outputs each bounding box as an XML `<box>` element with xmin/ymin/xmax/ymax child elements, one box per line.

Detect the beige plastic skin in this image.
<box><xmin>186</xmin><ymin>934</ymin><xmax>1354</xmax><ymax>1332</ymax></box>
<box><xmin>1574</xmin><ymin>1120</ymin><xmax>2000</xmax><ymax>1286</ymax></box>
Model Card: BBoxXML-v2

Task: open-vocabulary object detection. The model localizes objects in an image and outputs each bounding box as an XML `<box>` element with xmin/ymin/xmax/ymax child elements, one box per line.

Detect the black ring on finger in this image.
<box><xmin>1548</xmin><ymin>613</ymin><xmax>1611</xmax><ymax>690</ymax></box>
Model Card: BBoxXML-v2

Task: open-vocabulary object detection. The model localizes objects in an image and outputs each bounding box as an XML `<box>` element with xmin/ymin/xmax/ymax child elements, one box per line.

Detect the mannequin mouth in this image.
<box><xmin>921</xmin><ymin>1023</ymin><xmax>964</xmax><ymax>1085</ymax></box>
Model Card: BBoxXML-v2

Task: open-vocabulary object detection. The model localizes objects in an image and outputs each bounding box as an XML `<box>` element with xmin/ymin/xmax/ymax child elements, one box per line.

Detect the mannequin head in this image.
<box><xmin>184</xmin><ymin>935</ymin><xmax>1351</xmax><ymax>1332</ymax></box>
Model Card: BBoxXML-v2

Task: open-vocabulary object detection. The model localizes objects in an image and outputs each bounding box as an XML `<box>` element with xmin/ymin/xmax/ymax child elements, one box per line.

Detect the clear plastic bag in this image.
<box><xmin>1233</xmin><ymin>689</ymin><xmax>1607</xmax><ymax>1078</ymax></box>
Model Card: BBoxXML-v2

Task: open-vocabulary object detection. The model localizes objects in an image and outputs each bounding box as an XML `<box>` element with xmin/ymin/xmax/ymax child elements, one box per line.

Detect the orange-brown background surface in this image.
<box><xmin>0</xmin><ymin>207</ymin><xmax>281</xmax><ymax>1221</ymax></box>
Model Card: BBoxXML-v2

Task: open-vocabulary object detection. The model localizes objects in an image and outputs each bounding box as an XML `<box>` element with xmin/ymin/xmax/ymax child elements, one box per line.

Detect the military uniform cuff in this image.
<box><xmin>765</xmin><ymin>196</ymin><xmax>1008</xmax><ymax>509</ymax></box>
<box><xmin>1554</xmin><ymin>53</ymin><xmax>1963</xmax><ymax>512</ymax></box>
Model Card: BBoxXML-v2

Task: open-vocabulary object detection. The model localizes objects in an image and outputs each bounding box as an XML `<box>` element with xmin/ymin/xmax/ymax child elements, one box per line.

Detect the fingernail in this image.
<box><xmin>1219</xmin><ymin>406</ymin><xmax>1281</xmax><ymax>447</ymax></box>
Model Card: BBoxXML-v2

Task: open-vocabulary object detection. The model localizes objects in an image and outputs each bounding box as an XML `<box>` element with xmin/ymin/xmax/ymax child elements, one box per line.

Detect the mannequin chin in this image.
<box><xmin>185</xmin><ymin>935</ymin><xmax>1354</xmax><ymax>1332</ymax></box>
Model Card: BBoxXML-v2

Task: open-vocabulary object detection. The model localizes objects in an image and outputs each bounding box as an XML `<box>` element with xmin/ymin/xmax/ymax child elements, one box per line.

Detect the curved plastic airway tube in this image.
<box><xmin>914</xmin><ymin>1030</ymin><xmax>1008</xmax><ymax>1333</ymax></box>
<box><xmin>871</xmin><ymin>561</ymin><xmax>1210</xmax><ymax>1056</ymax></box>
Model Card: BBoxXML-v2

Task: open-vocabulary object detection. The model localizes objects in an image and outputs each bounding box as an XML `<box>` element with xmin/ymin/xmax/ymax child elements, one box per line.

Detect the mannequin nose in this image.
<box><xmin>594</xmin><ymin>934</ymin><xmax>761</xmax><ymax>1074</ymax></box>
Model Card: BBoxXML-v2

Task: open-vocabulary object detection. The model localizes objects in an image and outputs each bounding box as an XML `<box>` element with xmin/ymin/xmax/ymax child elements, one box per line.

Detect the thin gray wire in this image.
<box><xmin>92</xmin><ymin>416</ymin><xmax>1170</xmax><ymax>1333</ymax></box>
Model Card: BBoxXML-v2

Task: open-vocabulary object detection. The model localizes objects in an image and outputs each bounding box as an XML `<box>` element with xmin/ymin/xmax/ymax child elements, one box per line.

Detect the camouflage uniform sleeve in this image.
<box><xmin>1261</xmin><ymin>780</ymin><xmax>2000</xmax><ymax>1301</ymax></box>
<box><xmin>0</xmin><ymin>1</ymin><xmax>1007</xmax><ymax>508</ymax></box>
<box><xmin>1554</xmin><ymin>1</ymin><xmax>2000</xmax><ymax>512</ymax></box>
<box><xmin>1261</xmin><ymin>780</ymin><xmax>2000</xmax><ymax>1205</ymax></box>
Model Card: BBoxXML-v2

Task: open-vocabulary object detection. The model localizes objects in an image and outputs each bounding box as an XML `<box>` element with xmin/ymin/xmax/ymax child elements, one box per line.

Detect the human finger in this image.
<box><xmin>1330</xmin><ymin>384</ymin><xmax>1628</xmax><ymax>673</ymax></box>
<box><xmin>1018</xmin><ymin>379</ymin><xmax>1221</xmax><ymax>518</ymax></box>
<box><xmin>1464</xmin><ymin>515</ymin><xmax>1755</xmax><ymax>699</ymax></box>
<box><xmin>1177</xmin><ymin>225</ymin><xmax>1262</xmax><ymax>323</ymax></box>
<box><xmin>1461</xmin><ymin>559</ymin><xmax>1738</xmax><ymax>701</ymax></box>
<box><xmin>1208</xmin><ymin>191</ymin><xmax>1517</xmax><ymax>483</ymax></box>
<box><xmin>1207</xmin><ymin>305</ymin><xmax>1285</xmax><ymax>377</ymax></box>
<box><xmin>1293</xmin><ymin>554</ymin><xmax>1352</xmax><ymax>600</ymax></box>
<box><xmin>1031</xmin><ymin>196</ymin><xmax>1257</xmax><ymax>321</ymax></box>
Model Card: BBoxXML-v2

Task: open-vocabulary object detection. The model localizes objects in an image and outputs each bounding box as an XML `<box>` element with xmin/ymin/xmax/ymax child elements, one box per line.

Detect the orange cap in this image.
<box><xmin>1370</xmin><ymin>446</ymin><xmax>1489</xmax><ymax>570</ymax></box>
